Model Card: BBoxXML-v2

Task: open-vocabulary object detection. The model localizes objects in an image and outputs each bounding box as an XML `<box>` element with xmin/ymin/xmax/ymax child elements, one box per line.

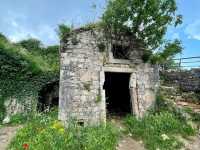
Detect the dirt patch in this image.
<box><xmin>0</xmin><ymin>126</ymin><xmax>22</xmax><ymax>150</ymax></box>
<box><xmin>110</xmin><ymin>116</ymin><xmax>146</xmax><ymax>150</ymax></box>
<box><xmin>117</xmin><ymin>136</ymin><xmax>145</xmax><ymax>150</ymax></box>
<box><xmin>176</xmin><ymin>101</ymin><xmax>200</xmax><ymax>113</ymax></box>
<box><xmin>183</xmin><ymin>135</ymin><xmax>200</xmax><ymax>150</ymax></box>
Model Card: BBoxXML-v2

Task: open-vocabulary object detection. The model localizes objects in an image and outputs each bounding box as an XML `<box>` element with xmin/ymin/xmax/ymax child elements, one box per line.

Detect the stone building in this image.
<box><xmin>59</xmin><ymin>28</ymin><xmax>159</xmax><ymax>126</ymax></box>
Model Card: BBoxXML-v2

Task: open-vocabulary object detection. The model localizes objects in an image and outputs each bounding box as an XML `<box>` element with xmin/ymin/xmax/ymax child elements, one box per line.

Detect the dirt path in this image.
<box><xmin>0</xmin><ymin>126</ymin><xmax>22</xmax><ymax>150</ymax></box>
<box><xmin>183</xmin><ymin>134</ymin><xmax>200</xmax><ymax>150</ymax></box>
<box><xmin>110</xmin><ymin>117</ymin><xmax>146</xmax><ymax>150</ymax></box>
<box><xmin>117</xmin><ymin>136</ymin><xmax>145</xmax><ymax>150</ymax></box>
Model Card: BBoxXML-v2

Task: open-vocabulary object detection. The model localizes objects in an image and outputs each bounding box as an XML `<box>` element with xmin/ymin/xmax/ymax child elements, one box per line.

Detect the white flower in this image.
<box><xmin>128</xmin><ymin>133</ymin><xmax>133</xmax><ymax>137</ymax></box>
<box><xmin>161</xmin><ymin>134</ymin><xmax>170</xmax><ymax>141</ymax></box>
<box><xmin>139</xmin><ymin>22</ymin><xmax>144</xmax><ymax>31</ymax></box>
<box><xmin>134</xmin><ymin>13</ymin><xmax>138</xmax><ymax>17</ymax></box>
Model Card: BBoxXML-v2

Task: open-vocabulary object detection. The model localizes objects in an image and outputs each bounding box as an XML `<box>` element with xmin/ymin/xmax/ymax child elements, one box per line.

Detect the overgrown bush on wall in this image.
<box><xmin>101</xmin><ymin>0</ymin><xmax>183</xmax><ymax>63</ymax></box>
<box><xmin>0</xmin><ymin>34</ymin><xmax>59</xmax><ymax>122</ymax></box>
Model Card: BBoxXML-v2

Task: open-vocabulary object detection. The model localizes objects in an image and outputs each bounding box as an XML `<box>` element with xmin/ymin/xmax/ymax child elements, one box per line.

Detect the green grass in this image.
<box><xmin>123</xmin><ymin>91</ymin><xmax>197</xmax><ymax>150</ymax></box>
<box><xmin>124</xmin><ymin>112</ymin><xmax>196</xmax><ymax>150</ymax></box>
<box><xmin>8</xmin><ymin>110</ymin><xmax>119</xmax><ymax>150</ymax></box>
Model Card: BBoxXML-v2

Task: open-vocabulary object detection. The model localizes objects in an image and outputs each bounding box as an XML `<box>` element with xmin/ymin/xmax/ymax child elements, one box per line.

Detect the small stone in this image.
<box><xmin>2</xmin><ymin>116</ymin><xmax>10</xmax><ymax>124</ymax></box>
<box><xmin>128</xmin><ymin>133</ymin><xmax>133</xmax><ymax>137</ymax></box>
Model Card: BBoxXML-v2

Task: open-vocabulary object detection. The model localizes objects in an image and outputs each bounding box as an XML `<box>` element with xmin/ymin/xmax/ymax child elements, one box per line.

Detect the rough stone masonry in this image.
<box><xmin>59</xmin><ymin>28</ymin><xmax>159</xmax><ymax>125</ymax></box>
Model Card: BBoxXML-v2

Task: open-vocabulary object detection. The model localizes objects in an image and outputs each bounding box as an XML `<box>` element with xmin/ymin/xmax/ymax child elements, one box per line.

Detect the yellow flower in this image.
<box><xmin>51</xmin><ymin>120</ymin><xmax>64</xmax><ymax>130</ymax></box>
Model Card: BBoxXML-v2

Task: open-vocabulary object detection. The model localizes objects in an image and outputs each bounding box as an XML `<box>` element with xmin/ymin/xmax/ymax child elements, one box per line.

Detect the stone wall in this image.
<box><xmin>3</xmin><ymin>96</ymin><xmax>36</xmax><ymax>124</ymax></box>
<box><xmin>59</xmin><ymin>31</ymin><xmax>105</xmax><ymax>125</ymax></box>
<box><xmin>59</xmin><ymin>29</ymin><xmax>159</xmax><ymax>125</ymax></box>
<box><xmin>161</xmin><ymin>70</ymin><xmax>200</xmax><ymax>92</ymax></box>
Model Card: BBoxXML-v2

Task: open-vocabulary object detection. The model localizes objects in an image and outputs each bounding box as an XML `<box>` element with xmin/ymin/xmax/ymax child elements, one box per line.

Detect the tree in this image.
<box><xmin>102</xmin><ymin>0</ymin><xmax>183</xmax><ymax>63</ymax></box>
<box><xmin>0</xmin><ymin>33</ymin><xmax>8</xmax><ymax>42</ymax></box>
<box><xmin>17</xmin><ymin>38</ymin><xmax>43</xmax><ymax>52</ymax></box>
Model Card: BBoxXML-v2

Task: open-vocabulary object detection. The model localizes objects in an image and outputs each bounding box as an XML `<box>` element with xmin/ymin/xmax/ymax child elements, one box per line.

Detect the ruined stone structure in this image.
<box><xmin>59</xmin><ymin>28</ymin><xmax>159</xmax><ymax>125</ymax></box>
<box><xmin>161</xmin><ymin>69</ymin><xmax>200</xmax><ymax>92</ymax></box>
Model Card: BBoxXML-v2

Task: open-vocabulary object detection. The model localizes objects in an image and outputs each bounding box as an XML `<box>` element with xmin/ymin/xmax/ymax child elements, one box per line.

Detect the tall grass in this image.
<box><xmin>9</xmin><ymin>110</ymin><xmax>119</xmax><ymax>150</ymax></box>
<box><xmin>124</xmin><ymin>112</ymin><xmax>196</xmax><ymax>150</ymax></box>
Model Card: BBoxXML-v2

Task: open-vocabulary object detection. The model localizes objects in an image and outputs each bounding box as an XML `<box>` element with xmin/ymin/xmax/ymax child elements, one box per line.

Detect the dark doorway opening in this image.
<box><xmin>37</xmin><ymin>81</ymin><xmax>59</xmax><ymax>112</ymax></box>
<box><xmin>104</xmin><ymin>72</ymin><xmax>132</xmax><ymax>117</ymax></box>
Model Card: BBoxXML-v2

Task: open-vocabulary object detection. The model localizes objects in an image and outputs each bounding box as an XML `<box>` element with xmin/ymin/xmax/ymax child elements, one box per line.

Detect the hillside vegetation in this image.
<box><xmin>0</xmin><ymin>33</ymin><xmax>59</xmax><ymax>122</ymax></box>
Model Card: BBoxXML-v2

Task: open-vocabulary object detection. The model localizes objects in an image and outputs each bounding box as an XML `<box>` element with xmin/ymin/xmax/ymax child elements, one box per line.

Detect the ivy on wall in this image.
<box><xmin>0</xmin><ymin>34</ymin><xmax>59</xmax><ymax>122</ymax></box>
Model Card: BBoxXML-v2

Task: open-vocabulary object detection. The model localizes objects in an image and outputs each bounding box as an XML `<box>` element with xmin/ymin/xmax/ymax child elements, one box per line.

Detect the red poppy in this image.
<box><xmin>22</xmin><ymin>143</ymin><xmax>29</xmax><ymax>150</ymax></box>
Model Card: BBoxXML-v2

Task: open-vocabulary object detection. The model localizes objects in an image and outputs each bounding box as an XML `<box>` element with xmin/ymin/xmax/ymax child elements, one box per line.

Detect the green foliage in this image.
<box><xmin>0</xmin><ymin>33</ymin><xmax>8</xmax><ymax>42</ymax></box>
<box><xmin>9</xmin><ymin>110</ymin><xmax>119</xmax><ymax>150</ymax></box>
<box><xmin>97</xmin><ymin>42</ymin><xmax>106</xmax><ymax>52</ymax></box>
<box><xmin>162</xmin><ymin>58</ymin><xmax>179</xmax><ymax>70</ymax></box>
<box><xmin>17</xmin><ymin>38</ymin><xmax>43</xmax><ymax>52</ymax></box>
<box><xmin>58</xmin><ymin>24</ymin><xmax>71</xmax><ymax>41</ymax></box>
<box><xmin>124</xmin><ymin>112</ymin><xmax>195</xmax><ymax>150</ymax></box>
<box><xmin>81</xmin><ymin>22</ymin><xmax>102</xmax><ymax>31</ymax></box>
<box><xmin>83</xmin><ymin>82</ymin><xmax>91</xmax><ymax>91</ymax></box>
<box><xmin>0</xmin><ymin>97</ymin><xmax>6</xmax><ymax>122</ymax></box>
<box><xmin>9</xmin><ymin>113</ymin><xmax>30</xmax><ymax>125</ymax></box>
<box><xmin>150</xmin><ymin>40</ymin><xmax>182</xmax><ymax>64</ymax></box>
<box><xmin>124</xmin><ymin>90</ymin><xmax>196</xmax><ymax>150</ymax></box>
<box><xmin>183</xmin><ymin>107</ymin><xmax>200</xmax><ymax>124</ymax></box>
<box><xmin>71</xmin><ymin>34</ymin><xmax>79</xmax><ymax>45</ymax></box>
<box><xmin>0</xmin><ymin>34</ymin><xmax>59</xmax><ymax>122</ymax></box>
<box><xmin>154</xmin><ymin>91</ymin><xmax>188</xmax><ymax>122</ymax></box>
<box><xmin>102</xmin><ymin>0</ymin><xmax>182</xmax><ymax>63</ymax></box>
<box><xmin>96</xmin><ymin>94</ymin><xmax>102</xmax><ymax>103</ymax></box>
<box><xmin>142</xmin><ymin>50</ymin><xmax>152</xmax><ymax>62</ymax></box>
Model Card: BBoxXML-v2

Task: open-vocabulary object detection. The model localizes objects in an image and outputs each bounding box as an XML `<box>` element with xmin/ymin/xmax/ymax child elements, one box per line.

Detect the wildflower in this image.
<box><xmin>22</xmin><ymin>143</ymin><xmax>29</xmax><ymax>150</ymax></box>
<box><xmin>161</xmin><ymin>134</ymin><xmax>170</xmax><ymax>141</ymax></box>
<box><xmin>51</xmin><ymin>120</ymin><xmax>63</xmax><ymax>130</ymax></box>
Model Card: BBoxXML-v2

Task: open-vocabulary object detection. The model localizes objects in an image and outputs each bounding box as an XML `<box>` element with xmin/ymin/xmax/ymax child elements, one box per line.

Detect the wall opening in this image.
<box><xmin>112</xmin><ymin>44</ymin><xmax>130</xmax><ymax>59</ymax></box>
<box><xmin>104</xmin><ymin>72</ymin><xmax>132</xmax><ymax>117</ymax></box>
<box><xmin>37</xmin><ymin>81</ymin><xmax>59</xmax><ymax>112</ymax></box>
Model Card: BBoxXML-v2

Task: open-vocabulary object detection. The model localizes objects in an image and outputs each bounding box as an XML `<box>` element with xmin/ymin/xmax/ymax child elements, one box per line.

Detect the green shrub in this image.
<box><xmin>142</xmin><ymin>50</ymin><xmax>152</xmax><ymax>63</ymax></box>
<box><xmin>58</xmin><ymin>24</ymin><xmax>71</xmax><ymax>41</ymax></box>
<box><xmin>0</xmin><ymin>97</ymin><xmax>6</xmax><ymax>122</ymax></box>
<box><xmin>9</xmin><ymin>114</ymin><xmax>29</xmax><ymax>125</ymax></box>
<box><xmin>124</xmin><ymin>112</ymin><xmax>195</xmax><ymax>150</ymax></box>
<box><xmin>9</xmin><ymin>110</ymin><xmax>119</xmax><ymax>150</ymax></box>
<box><xmin>97</xmin><ymin>43</ymin><xmax>106</xmax><ymax>52</ymax></box>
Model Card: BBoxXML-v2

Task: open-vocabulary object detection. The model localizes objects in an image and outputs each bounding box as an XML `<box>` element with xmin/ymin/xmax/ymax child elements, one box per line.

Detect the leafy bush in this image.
<box><xmin>9</xmin><ymin>110</ymin><xmax>119</xmax><ymax>150</ymax></box>
<box><xmin>58</xmin><ymin>24</ymin><xmax>71</xmax><ymax>41</ymax></box>
<box><xmin>124</xmin><ymin>112</ymin><xmax>195</xmax><ymax>150</ymax></box>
